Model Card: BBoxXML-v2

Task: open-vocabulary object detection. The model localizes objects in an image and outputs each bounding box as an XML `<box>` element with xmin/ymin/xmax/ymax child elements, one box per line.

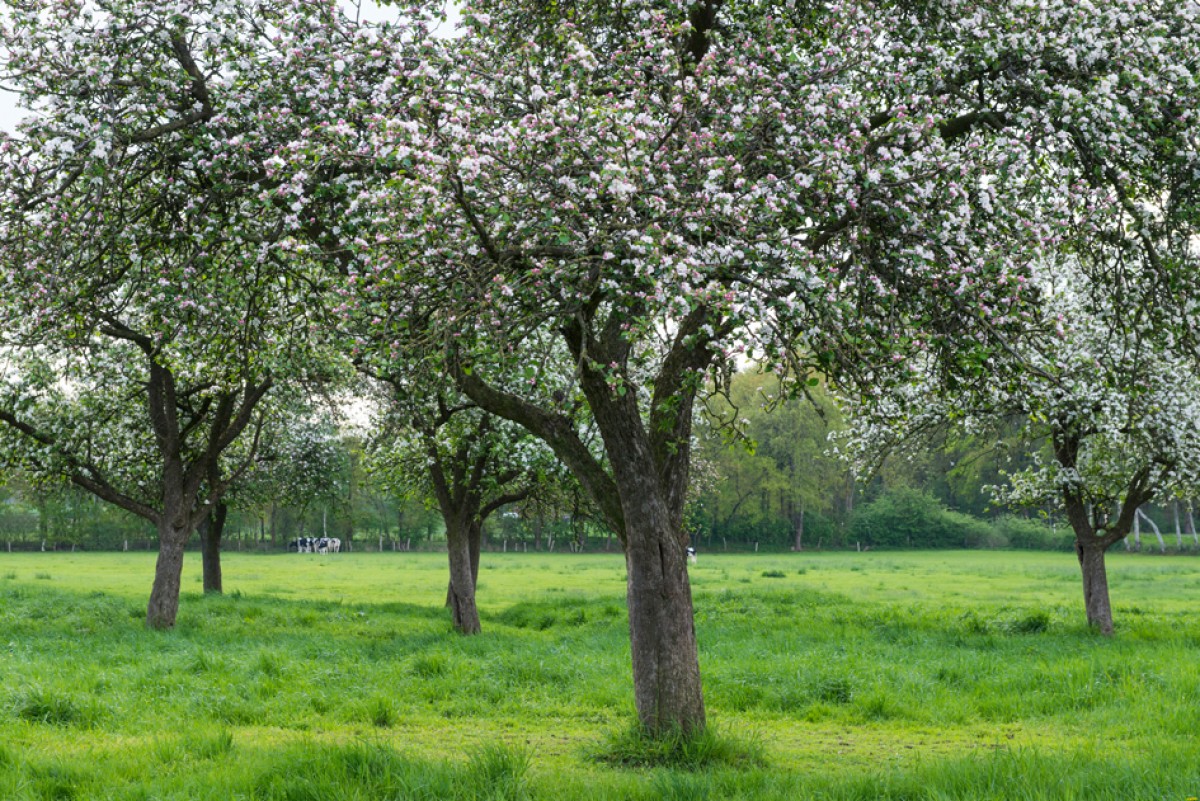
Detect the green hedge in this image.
<box><xmin>851</xmin><ymin>489</ymin><xmax>1072</xmax><ymax>550</ymax></box>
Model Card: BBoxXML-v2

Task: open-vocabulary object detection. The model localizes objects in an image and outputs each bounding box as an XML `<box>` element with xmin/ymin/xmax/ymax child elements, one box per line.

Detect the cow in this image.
<box><xmin>288</xmin><ymin>537</ymin><xmax>321</xmax><ymax>553</ymax></box>
<box><xmin>287</xmin><ymin>536</ymin><xmax>343</xmax><ymax>554</ymax></box>
<box><xmin>687</xmin><ymin>546</ymin><xmax>697</xmax><ymax>565</ymax></box>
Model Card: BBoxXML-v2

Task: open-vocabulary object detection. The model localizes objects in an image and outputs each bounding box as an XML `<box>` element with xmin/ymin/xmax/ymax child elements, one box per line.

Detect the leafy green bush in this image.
<box><xmin>993</xmin><ymin>515</ymin><xmax>1075</xmax><ymax>551</ymax></box>
<box><xmin>851</xmin><ymin>488</ymin><xmax>970</xmax><ymax>548</ymax></box>
<box><xmin>849</xmin><ymin>491</ymin><xmax>1077</xmax><ymax>550</ymax></box>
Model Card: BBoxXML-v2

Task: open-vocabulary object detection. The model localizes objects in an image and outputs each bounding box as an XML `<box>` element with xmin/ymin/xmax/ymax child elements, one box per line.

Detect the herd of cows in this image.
<box><xmin>282</xmin><ymin>537</ymin><xmax>693</xmax><ymax>560</ymax></box>
<box><xmin>286</xmin><ymin>536</ymin><xmax>342</xmax><ymax>553</ymax></box>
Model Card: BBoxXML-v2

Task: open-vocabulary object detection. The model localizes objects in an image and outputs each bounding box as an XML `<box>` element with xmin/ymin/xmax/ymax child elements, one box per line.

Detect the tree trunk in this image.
<box><xmin>1188</xmin><ymin>500</ymin><xmax>1198</xmax><ymax>546</ymax></box>
<box><xmin>1075</xmin><ymin>539</ymin><xmax>1114</xmax><ymax>635</ymax></box>
<box><xmin>624</xmin><ymin>508</ymin><xmax>706</xmax><ymax>734</ymax></box>
<box><xmin>147</xmin><ymin>517</ymin><xmax>191</xmax><ymax>629</ymax></box>
<box><xmin>1174</xmin><ymin>501</ymin><xmax>1183</xmax><ymax>549</ymax></box>
<box><xmin>445</xmin><ymin>517</ymin><xmax>481</xmax><ymax>635</ymax></box>
<box><xmin>793</xmin><ymin>504</ymin><xmax>805</xmax><ymax>552</ymax></box>
<box><xmin>198</xmin><ymin>502</ymin><xmax>227</xmax><ymax>594</ymax></box>
<box><xmin>594</xmin><ymin>382</ymin><xmax>706</xmax><ymax>733</ymax></box>
<box><xmin>1136</xmin><ymin>508</ymin><xmax>1165</xmax><ymax>553</ymax></box>
<box><xmin>469</xmin><ymin>519</ymin><xmax>481</xmax><ymax>587</ymax></box>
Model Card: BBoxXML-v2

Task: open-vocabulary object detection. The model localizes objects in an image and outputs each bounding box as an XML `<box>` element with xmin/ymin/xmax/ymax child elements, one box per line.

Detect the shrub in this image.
<box><xmin>994</xmin><ymin>515</ymin><xmax>1075</xmax><ymax>551</ymax></box>
<box><xmin>851</xmin><ymin>488</ymin><xmax>970</xmax><ymax>548</ymax></box>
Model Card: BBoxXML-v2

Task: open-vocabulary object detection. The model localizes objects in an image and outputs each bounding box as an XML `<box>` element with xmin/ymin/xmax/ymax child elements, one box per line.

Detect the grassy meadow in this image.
<box><xmin>2</xmin><ymin>549</ymin><xmax>1200</xmax><ymax>800</ymax></box>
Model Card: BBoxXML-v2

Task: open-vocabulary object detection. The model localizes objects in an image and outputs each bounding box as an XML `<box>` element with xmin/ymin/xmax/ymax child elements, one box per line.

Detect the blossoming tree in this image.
<box><xmin>844</xmin><ymin>264</ymin><xmax>1200</xmax><ymax>635</ymax></box>
<box><xmin>0</xmin><ymin>0</ymin><xmax>354</xmax><ymax>627</ymax></box>
<box><xmin>365</xmin><ymin>375</ymin><xmax>569</xmax><ymax>634</ymax></box>
<box><xmin>339</xmin><ymin>0</ymin><xmax>1198</xmax><ymax>731</ymax></box>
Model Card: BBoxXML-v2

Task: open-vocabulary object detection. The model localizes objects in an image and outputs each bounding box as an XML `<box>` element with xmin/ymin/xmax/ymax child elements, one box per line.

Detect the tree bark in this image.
<box><xmin>147</xmin><ymin>516</ymin><xmax>191</xmax><ymax>629</ymax></box>
<box><xmin>1136</xmin><ymin>507</ymin><xmax>1165</xmax><ymax>553</ymax></box>
<box><xmin>445</xmin><ymin>516</ymin><xmax>481</xmax><ymax>634</ymax></box>
<box><xmin>1075</xmin><ymin>540</ymin><xmax>1114</xmax><ymax>635</ymax></box>
<box><xmin>793</xmin><ymin>504</ymin><xmax>805</xmax><ymax>552</ymax></box>
<box><xmin>1188</xmin><ymin>500</ymin><xmax>1198</xmax><ymax>546</ymax></box>
<box><xmin>1056</xmin><ymin>431</ymin><xmax>1152</xmax><ymax>636</ymax></box>
<box><xmin>586</xmin><ymin>371</ymin><xmax>706</xmax><ymax>734</ymax></box>
<box><xmin>198</xmin><ymin>502</ymin><xmax>227</xmax><ymax>594</ymax></box>
<box><xmin>624</xmin><ymin>510</ymin><xmax>706</xmax><ymax>734</ymax></box>
<box><xmin>1174</xmin><ymin>501</ymin><xmax>1183</xmax><ymax>549</ymax></box>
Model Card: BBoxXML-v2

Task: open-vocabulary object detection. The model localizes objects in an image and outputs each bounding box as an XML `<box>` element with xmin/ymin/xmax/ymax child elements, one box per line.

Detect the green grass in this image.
<box><xmin>1</xmin><ymin>550</ymin><xmax>1199</xmax><ymax>799</ymax></box>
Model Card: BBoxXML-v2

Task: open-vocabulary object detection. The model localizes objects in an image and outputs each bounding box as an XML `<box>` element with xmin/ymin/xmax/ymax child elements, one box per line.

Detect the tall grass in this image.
<box><xmin>1</xmin><ymin>551</ymin><xmax>1199</xmax><ymax>798</ymax></box>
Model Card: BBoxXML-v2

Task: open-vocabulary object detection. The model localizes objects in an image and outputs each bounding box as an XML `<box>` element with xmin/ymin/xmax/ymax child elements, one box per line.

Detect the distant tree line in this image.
<box><xmin>690</xmin><ymin>370</ymin><xmax>1200</xmax><ymax>554</ymax></box>
<box><xmin>6</xmin><ymin>369</ymin><xmax>1198</xmax><ymax>556</ymax></box>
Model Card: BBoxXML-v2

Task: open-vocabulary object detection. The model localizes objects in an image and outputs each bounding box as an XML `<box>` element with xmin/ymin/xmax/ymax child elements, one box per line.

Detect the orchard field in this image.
<box><xmin>2</xmin><ymin>551</ymin><xmax>1200</xmax><ymax>800</ymax></box>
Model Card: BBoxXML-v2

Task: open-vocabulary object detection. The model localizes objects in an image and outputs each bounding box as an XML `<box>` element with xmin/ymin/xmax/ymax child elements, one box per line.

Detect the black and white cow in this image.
<box><xmin>686</xmin><ymin>546</ymin><xmax>697</xmax><ymax>565</ymax></box>
<box><xmin>288</xmin><ymin>536</ymin><xmax>342</xmax><ymax>554</ymax></box>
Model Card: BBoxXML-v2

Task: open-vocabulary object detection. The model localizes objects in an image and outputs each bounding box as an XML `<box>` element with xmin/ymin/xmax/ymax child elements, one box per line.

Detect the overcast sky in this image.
<box><xmin>0</xmin><ymin>1</ymin><xmax>446</xmax><ymax>134</ymax></box>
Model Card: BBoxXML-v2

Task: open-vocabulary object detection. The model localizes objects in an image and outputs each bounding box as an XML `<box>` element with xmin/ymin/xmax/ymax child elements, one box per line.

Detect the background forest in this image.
<box><xmin>4</xmin><ymin>369</ymin><xmax>1194</xmax><ymax>554</ymax></box>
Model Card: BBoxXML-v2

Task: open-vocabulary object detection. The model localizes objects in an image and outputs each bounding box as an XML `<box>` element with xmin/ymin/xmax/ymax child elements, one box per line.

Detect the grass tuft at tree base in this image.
<box><xmin>590</xmin><ymin>721</ymin><xmax>765</xmax><ymax>770</ymax></box>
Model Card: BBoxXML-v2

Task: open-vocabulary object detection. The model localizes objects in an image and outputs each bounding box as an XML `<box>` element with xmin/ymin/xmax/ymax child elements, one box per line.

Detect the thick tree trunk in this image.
<box><xmin>445</xmin><ymin>518</ymin><xmax>481</xmax><ymax>635</ymax></box>
<box><xmin>593</xmin><ymin>384</ymin><xmax>706</xmax><ymax>733</ymax></box>
<box><xmin>624</xmin><ymin>506</ymin><xmax>706</xmax><ymax>734</ymax></box>
<box><xmin>198</xmin><ymin>502</ymin><xmax>227</xmax><ymax>594</ymax></box>
<box><xmin>445</xmin><ymin>518</ymin><xmax>483</xmax><ymax>609</ymax></box>
<box><xmin>1076</xmin><ymin>539</ymin><xmax>1114</xmax><ymax>635</ymax></box>
<box><xmin>147</xmin><ymin>517</ymin><xmax>191</xmax><ymax>629</ymax></box>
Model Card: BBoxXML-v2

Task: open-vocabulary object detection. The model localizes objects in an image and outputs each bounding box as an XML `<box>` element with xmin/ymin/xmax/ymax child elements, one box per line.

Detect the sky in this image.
<box><xmin>0</xmin><ymin>0</ymin><xmax>443</xmax><ymax>134</ymax></box>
